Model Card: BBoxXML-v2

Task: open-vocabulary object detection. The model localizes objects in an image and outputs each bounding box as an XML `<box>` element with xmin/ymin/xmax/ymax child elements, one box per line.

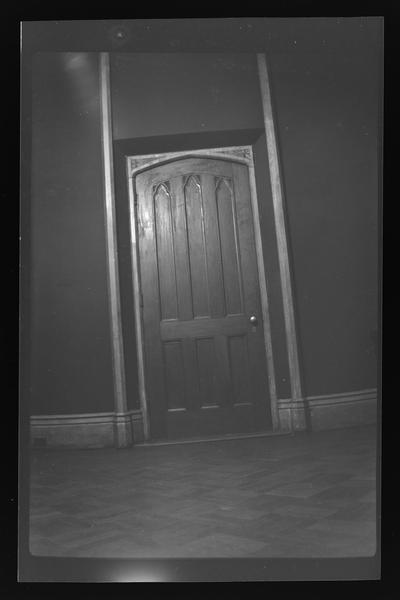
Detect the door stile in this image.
<box><xmin>127</xmin><ymin>161</ymin><xmax>150</xmax><ymax>440</ymax></box>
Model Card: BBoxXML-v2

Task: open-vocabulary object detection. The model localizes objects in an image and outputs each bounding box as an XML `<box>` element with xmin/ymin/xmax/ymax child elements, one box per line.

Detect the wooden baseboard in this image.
<box><xmin>30</xmin><ymin>389</ymin><xmax>377</xmax><ymax>448</ymax></box>
<box><xmin>278</xmin><ymin>388</ymin><xmax>378</xmax><ymax>432</ymax></box>
<box><xmin>30</xmin><ymin>410</ymin><xmax>143</xmax><ymax>449</ymax></box>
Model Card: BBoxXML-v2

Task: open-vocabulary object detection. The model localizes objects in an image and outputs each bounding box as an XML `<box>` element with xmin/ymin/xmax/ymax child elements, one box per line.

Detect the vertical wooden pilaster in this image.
<box><xmin>257</xmin><ymin>53</ymin><xmax>304</xmax><ymax>431</ymax></box>
<box><xmin>99</xmin><ymin>52</ymin><xmax>132</xmax><ymax>447</ymax></box>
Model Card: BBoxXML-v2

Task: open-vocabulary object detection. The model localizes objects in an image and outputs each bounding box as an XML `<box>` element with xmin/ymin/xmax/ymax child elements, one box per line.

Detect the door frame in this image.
<box><xmin>126</xmin><ymin>145</ymin><xmax>279</xmax><ymax>440</ymax></box>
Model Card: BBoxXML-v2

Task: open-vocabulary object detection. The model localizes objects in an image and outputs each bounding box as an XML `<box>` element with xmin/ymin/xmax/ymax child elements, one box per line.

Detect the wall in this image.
<box><xmin>27</xmin><ymin>35</ymin><xmax>379</xmax><ymax>439</ymax></box>
<box><xmin>269</xmin><ymin>49</ymin><xmax>379</xmax><ymax>397</ymax></box>
<box><xmin>29</xmin><ymin>52</ymin><xmax>115</xmax><ymax>415</ymax></box>
<box><xmin>110</xmin><ymin>53</ymin><xmax>264</xmax><ymax>140</ymax></box>
<box><xmin>111</xmin><ymin>47</ymin><xmax>379</xmax><ymax>408</ymax></box>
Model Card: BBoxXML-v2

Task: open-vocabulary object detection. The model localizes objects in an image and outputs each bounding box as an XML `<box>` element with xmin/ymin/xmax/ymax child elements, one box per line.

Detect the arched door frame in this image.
<box><xmin>127</xmin><ymin>146</ymin><xmax>279</xmax><ymax>440</ymax></box>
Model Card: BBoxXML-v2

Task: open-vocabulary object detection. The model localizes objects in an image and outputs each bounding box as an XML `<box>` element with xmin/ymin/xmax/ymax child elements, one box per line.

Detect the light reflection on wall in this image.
<box><xmin>61</xmin><ymin>52</ymin><xmax>99</xmax><ymax>116</ymax></box>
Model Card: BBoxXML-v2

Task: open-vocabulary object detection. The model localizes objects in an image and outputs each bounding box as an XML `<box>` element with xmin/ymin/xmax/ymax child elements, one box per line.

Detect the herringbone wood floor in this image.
<box><xmin>29</xmin><ymin>425</ymin><xmax>377</xmax><ymax>558</ymax></box>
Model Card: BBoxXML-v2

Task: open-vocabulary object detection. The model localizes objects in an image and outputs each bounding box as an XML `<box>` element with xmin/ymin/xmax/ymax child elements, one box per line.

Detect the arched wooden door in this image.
<box><xmin>135</xmin><ymin>156</ymin><xmax>272</xmax><ymax>440</ymax></box>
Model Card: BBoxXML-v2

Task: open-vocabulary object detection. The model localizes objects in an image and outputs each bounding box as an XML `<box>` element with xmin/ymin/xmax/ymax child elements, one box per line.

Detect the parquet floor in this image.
<box><xmin>29</xmin><ymin>425</ymin><xmax>378</xmax><ymax>558</ymax></box>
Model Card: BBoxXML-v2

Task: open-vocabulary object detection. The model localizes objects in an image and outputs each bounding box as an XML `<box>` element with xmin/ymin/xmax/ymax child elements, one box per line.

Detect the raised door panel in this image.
<box><xmin>184</xmin><ymin>175</ymin><xmax>210</xmax><ymax>318</ymax></box>
<box><xmin>216</xmin><ymin>177</ymin><xmax>244</xmax><ymax>316</ymax></box>
<box><xmin>154</xmin><ymin>183</ymin><xmax>178</xmax><ymax>321</ymax></box>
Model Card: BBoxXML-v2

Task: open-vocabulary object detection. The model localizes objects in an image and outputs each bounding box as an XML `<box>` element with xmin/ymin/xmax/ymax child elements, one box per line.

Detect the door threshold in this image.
<box><xmin>135</xmin><ymin>429</ymin><xmax>291</xmax><ymax>448</ymax></box>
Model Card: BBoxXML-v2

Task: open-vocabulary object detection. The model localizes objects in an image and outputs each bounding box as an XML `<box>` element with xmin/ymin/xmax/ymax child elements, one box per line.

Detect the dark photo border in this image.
<box><xmin>14</xmin><ymin>10</ymin><xmax>390</xmax><ymax>593</ymax></box>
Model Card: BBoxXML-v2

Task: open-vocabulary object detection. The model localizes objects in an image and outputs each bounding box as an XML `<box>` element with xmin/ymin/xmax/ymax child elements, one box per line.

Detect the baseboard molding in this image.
<box><xmin>30</xmin><ymin>410</ymin><xmax>144</xmax><ymax>449</ymax></box>
<box><xmin>278</xmin><ymin>388</ymin><xmax>378</xmax><ymax>432</ymax></box>
<box><xmin>30</xmin><ymin>388</ymin><xmax>378</xmax><ymax>448</ymax></box>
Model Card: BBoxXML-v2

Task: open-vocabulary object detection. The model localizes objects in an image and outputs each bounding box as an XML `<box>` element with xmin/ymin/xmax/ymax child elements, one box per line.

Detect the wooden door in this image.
<box><xmin>135</xmin><ymin>156</ymin><xmax>271</xmax><ymax>440</ymax></box>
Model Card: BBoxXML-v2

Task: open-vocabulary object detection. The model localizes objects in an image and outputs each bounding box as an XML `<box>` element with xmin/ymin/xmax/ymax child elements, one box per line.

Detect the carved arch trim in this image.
<box><xmin>128</xmin><ymin>146</ymin><xmax>253</xmax><ymax>178</ymax></box>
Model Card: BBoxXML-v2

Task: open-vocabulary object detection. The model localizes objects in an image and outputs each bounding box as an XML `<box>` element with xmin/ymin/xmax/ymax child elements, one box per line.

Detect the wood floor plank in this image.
<box><xmin>29</xmin><ymin>425</ymin><xmax>378</xmax><ymax>559</ymax></box>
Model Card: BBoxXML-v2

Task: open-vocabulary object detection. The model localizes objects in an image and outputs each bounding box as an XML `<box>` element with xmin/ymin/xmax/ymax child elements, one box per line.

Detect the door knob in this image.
<box><xmin>249</xmin><ymin>315</ymin><xmax>258</xmax><ymax>326</ymax></box>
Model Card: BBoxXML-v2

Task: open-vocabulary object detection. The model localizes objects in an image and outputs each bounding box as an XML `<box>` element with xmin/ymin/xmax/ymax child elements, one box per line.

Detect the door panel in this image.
<box><xmin>184</xmin><ymin>175</ymin><xmax>209</xmax><ymax>318</ymax></box>
<box><xmin>229</xmin><ymin>334</ymin><xmax>251</xmax><ymax>406</ymax></box>
<box><xmin>135</xmin><ymin>156</ymin><xmax>271</xmax><ymax>440</ymax></box>
<box><xmin>163</xmin><ymin>340</ymin><xmax>186</xmax><ymax>410</ymax></box>
<box><xmin>170</xmin><ymin>177</ymin><xmax>193</xmax><ymax>321</ymax></box>
<box><xmin>216</xmin><ymin>177</ymin><xmax>243</xmax><ymax>315</ymax></box>
<box><xmin>154</xmin><ymin>183</ymin><xmax>177</xmax><ymax>320</ymax></box>
<box><xmin>196</xmin><ymin>337</ymin><xmax>219</xmax><ymax>407</ymax></box>
<box><xmin>201</xmin><ymin>174</ymin><xmax>226</xmax><ymax>318</ymax></box>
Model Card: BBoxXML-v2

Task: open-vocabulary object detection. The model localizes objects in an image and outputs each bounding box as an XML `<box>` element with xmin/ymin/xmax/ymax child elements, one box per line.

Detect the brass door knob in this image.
<box><xmin>249</xmin><ymin>315</ymin><xmax>258</xmax><ymax>326</ymax></box>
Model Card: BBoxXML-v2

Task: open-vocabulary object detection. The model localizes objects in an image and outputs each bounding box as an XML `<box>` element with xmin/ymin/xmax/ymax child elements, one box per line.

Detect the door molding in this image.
<box><xmin>127</xmin><ymin>146</ymin><xmax>279</xmax><ymax>439</ymax></box>
<box><xmin>257</xmin><ymin>54</ymin><xmax>304</xmax><ymax>428</ymax></box>
<box><xmin>99</xmin><ymin>52</ymin><xmax>132</xmax><ymax>448</ymax></box>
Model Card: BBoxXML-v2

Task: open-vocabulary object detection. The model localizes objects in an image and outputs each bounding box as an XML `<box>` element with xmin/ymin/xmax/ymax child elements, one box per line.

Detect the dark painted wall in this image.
<box><xmin>269</xmin><ymin>50</ymin><xmax>379</xmax><ymax>396</ymax></box>
<box><xmin>110</xmin><ymin>53</ymin><xmax>264</xmax><ymax>140</ymax></box>
<box><xmin>30</xmin><ymin>53</ymin><xmax>115</xmax><ymax>415</ymax></box>
<box><xmin>111</xmin><ymin>48</ymin><xmax>379</xmax><ymax>402</ymax></box>
<box><xmin>28</xmin><ymin>38</ymin><xmax>379</xmax><ymax>417</ymax></box>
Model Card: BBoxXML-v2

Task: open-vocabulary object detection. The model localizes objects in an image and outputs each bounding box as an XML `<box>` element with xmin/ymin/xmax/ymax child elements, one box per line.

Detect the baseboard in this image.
<box><xmin>30</xmin><ymin>388</ymin><xmax>378</xmax><ymax>448</ymax></box>
<box><xmin>30</xmin><ymin>410</ymin><xmax>144</xmax><ymax>449</ymax></box>
<box><xmin>278</xmin><ymin>388</ymin><xmax>378</xmax><ymax>432</ymax></box>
